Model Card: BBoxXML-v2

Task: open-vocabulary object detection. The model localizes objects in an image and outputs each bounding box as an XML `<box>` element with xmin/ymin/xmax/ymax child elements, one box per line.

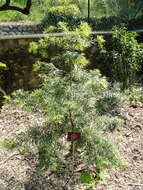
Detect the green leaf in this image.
<box><xmin>0</xmin><ymin>62</ymin><xmax>6</xmax><ymax>67</ymax></box>
<box><xmin>80</xmin><ymin>172</ymin><xmax>95</xmax><ymax>184</ymax></box>
<box><xmin>98</xmin><ymin>170</ymin><xmax>107</xmax><ymax>180</ymax></box>
<box><xmin>85</xmin><ymin>188</ymin><xmax>94</xmax><ymax>190</ymax></box>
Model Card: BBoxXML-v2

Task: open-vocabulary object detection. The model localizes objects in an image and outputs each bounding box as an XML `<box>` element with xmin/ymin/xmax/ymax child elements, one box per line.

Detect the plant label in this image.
<box><xmin>67</xmin><ymin>132</ymin><xmax>81</xmax><ymax>141</ymax></box>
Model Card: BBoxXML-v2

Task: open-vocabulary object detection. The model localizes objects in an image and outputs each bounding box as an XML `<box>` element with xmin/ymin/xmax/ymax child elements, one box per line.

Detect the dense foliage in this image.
<box><xmin>0</xmin><ymin>0</ymin><xmax>143</xmax><ymax>30</ymax></box>
<box><xmin>5</xmin><ymin>22</ymin><xmax>124</xmax><ymax>185</ymax></box>
<box><xmin>41</xmin><ymin>4</ymin><xmax>81</xmax><ymax>30</ymax></box>
<box><xmin>96</xmin><ymin>28</ymin><xmax>143</xmax><ymax>91</ymax></box>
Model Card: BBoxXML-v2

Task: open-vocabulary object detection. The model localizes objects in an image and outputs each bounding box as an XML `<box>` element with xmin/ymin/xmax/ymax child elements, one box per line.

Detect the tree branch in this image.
<box><xmin>0</xmin><ymin>0</ymin><xmax>32</xmax><ymax>15</ymax></box>
<box><xmin>69</xmin><ymin>109</ymin><xmax>76</xmax><ymax>130</ymax></box>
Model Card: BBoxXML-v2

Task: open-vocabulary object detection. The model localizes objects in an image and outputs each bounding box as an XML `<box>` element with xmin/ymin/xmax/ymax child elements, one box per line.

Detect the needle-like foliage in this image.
<box><xmin>6</xmin><ymin>22</ymin><xmax>123</xmax><ymax>182</ymax></box>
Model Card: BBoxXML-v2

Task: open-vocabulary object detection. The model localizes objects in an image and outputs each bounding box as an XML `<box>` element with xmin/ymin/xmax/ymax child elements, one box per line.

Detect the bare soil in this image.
<box><xmin>0</xmin><ymin>104</ymin><xmax>143</xmax><ymax>190</ymax></box>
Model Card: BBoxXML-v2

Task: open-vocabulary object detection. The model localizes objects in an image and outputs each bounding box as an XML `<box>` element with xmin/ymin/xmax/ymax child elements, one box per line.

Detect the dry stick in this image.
<box><xmin>0</xmin><ymin>153</ymin><xmax>20</xmax><ymax>166</ymax></box>
<box><xmin>128</xmin><ymin>183</ymin><xmax>143</xmax><ymax>186</ymax></box>
<box><xmin>72</xmin><ymin>141</ymin><xmax>75</xmax><ymax>173</ymax></box>
<box><xmin>62</xmin><ymin>174</ymin><xmax>74</xmax><ymax>189</ymax></box>
<box><xmin>0</xmin><ymin>87</ymin><xmax>7</xmax><ymax>96</ymax></box>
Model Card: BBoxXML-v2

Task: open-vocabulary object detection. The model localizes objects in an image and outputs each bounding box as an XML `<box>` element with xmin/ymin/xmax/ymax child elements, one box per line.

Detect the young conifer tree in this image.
<box><xmin>8</xmin><ymin>22</ymin><xmax>122</xmax><ymax>181</ymax></box>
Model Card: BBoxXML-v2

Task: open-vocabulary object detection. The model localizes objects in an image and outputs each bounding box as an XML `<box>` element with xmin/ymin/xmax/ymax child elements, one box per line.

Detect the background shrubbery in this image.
<box><xmin>41</xmin><ymin>4</ymin><xmax>81</xmax><ymax>30</ymax></box>
<box><xmin>93</xmin><ymin>28</ymin><xmax>143</xmax><ymax>91</ymax></box>
<box><xmin>0</xmin><ymin>0</ymin><xmax>143</xmax><ymax>31</ymax></box>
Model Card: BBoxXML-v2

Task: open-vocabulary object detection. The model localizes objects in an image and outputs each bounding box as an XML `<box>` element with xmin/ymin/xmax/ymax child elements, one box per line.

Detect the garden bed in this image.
<box><xmin>0</xmin><ymin>104</ymin><xmax>143</xmax><ymax>190</ymax></box>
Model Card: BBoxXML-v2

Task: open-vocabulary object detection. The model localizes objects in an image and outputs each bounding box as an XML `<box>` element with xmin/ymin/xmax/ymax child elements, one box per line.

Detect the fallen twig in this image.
<box><xmin>128</xmin><ymin>183</ymin><xmax>143</xmax><ymax>186</ymax></box>
<box><xmin>0</xmin><ymin>153</ymin><xmax>20</xmax><ymax>166</ymax></box>
<box><xmin>0</xmin><ymin>87</ymin><xmax>6</xmax><ymax>96</ymax></box>
<box><xmin>62</xmin><ymin>173</ymin><xmax>74</xmax><ymax>189</ymax></box>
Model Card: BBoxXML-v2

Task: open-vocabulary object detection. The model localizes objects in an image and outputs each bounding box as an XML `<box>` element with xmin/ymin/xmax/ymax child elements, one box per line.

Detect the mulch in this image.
<box><xmin>0</xmin><ymin>104</ymin><xmax>143</xmax><ymax>190</ymax></box>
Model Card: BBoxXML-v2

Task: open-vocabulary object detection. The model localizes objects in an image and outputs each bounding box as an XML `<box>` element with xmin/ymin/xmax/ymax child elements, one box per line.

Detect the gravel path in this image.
<box><xmin>0</xmin><ymin>104</ymin><xmax>143</xmax><ymax>190</ymax></box>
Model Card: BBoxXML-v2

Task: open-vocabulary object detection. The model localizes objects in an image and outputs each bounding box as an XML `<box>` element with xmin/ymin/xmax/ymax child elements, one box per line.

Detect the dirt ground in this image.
<box><xmin>0</xmin><ymin>104</ymin><xmax>143</xmax><ymax>190</ymax></box>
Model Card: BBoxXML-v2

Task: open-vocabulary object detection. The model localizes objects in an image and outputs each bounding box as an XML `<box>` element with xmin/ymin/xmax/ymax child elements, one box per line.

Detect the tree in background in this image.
<box><xmin>0</xmin><ymin>0</ymin><xmax>143</xmax><ymax>28</ymax></box>
<box><xmin>0</xmin><ymin>0</ymin><xmax>32</xmax><ymax>14</ymax></box>
<box><xmin>0</xmin><ymin>0</ymin><xmax>142</xmax><ymax>19</ymax></box>
<box><xmin>107</xmin><ymin>0</ymin><xmax>143</xmax><ymax>20</ymax></box>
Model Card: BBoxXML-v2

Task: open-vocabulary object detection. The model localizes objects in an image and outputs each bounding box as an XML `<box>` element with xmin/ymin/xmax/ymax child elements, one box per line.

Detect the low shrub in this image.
<box><xmin>41</xmin><ymin>4</ymin><xmax>81</xmax><ymax>31</ymax></box>
<box><xmin>96</xmin><ymin>27</ymin><xmax>143</xmax><ymax>91</ymax></box>
<box><xmin>123</xmin><ymin>85</ymin><xmax>143</xmax><ymax>103</ymax></box>
<box><xmin>96</xmin><ymin>116</ymin><xmax>124</xmax><ymax>132</ymax></box>
<box><xmin>95</xmin><ymin>90</ymin><xmax>124</xmax><ymax>115</ymax></box>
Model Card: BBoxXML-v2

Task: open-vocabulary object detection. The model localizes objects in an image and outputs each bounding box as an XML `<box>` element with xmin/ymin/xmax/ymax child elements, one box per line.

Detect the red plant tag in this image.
<box><xmin>67</xmin><ymin>132</ymin><xmax>81</xmax><ymax>142</ymax></box>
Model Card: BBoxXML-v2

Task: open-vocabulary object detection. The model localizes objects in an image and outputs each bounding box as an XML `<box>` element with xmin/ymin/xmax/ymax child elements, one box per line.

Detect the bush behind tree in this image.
<box><xmin>95</xmin><ymin>27</ymin><xmax>143</xmax><ymax>91</ymax></box>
